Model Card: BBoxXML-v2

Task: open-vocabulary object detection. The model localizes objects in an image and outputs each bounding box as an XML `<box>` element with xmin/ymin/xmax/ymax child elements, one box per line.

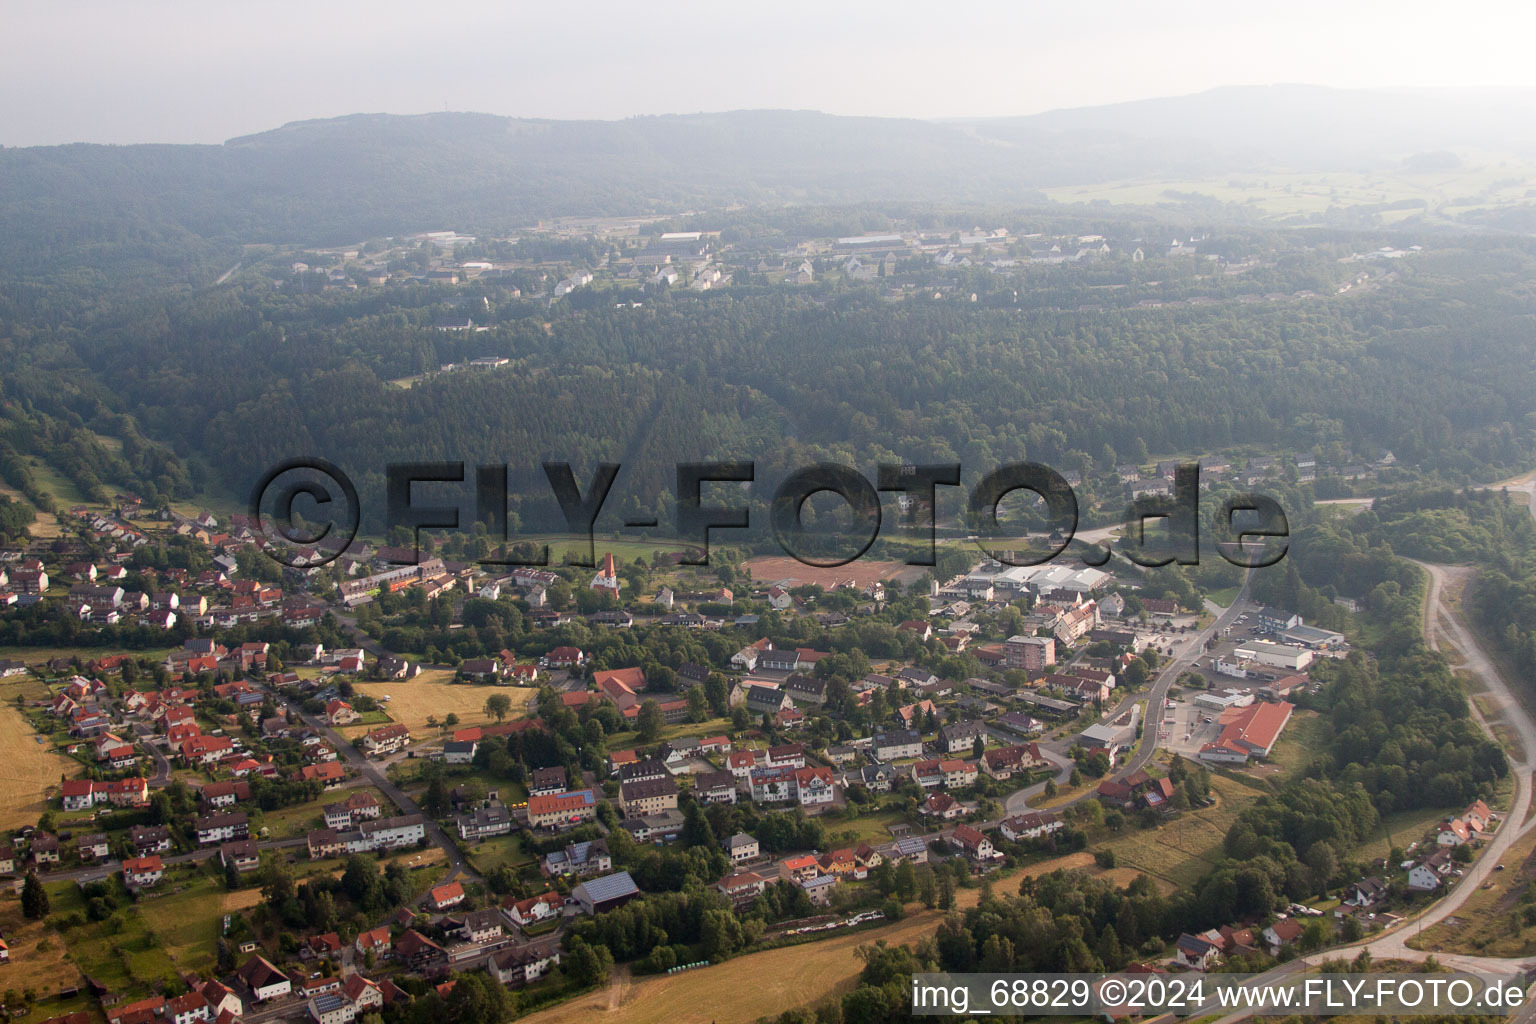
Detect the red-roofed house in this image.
<box><xmin>325</xmin><ymin>700</ymin><xmax>359</xmax><ymax>726</ymax></box>
<box><xmin>430</xmin><ymin>882</ymin><xmax>465</xmax><ymax>911</ymax></box>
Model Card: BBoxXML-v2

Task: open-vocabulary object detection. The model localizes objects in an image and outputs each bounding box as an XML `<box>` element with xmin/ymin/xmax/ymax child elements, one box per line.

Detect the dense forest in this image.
<box><xmin>7</xmin><ymin>232</ymin><xmax>1536</xmax><ymax>544</ymax></box>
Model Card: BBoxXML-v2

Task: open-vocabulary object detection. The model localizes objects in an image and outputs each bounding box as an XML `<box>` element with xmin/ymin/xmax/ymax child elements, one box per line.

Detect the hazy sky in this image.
<box><xmin>5</xmin><ymin>0</ymin><xmax>1535</xmax><ymax>146</ymax></box>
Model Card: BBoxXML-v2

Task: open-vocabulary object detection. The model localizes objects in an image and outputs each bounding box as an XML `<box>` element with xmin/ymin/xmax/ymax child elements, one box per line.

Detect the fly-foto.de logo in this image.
<box><xmin>250</xmin><ymin>459</ymin><xmax>1288</xmax><ymax>570</ymax></box>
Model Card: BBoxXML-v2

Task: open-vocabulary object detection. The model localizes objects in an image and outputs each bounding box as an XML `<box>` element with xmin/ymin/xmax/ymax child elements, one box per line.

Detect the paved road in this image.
<box><xmin>994</xmin><ymin>573</ymin><xmax>1253</xmax><ymax>818</ymax></box>
<box><xmin>1117</xmin><ymin>572</ymin><xmax>1253</xmax><ymax>778</ymax></box>
<box><xmin>43</xmin><ymin>835</ymin><xmax>310</xmax><ymax>884</ymax></box>
<box><xmin>289</xmin><ymin>702</ymin><xmax>483</xmax><ymax>895</ymax></box>
<box><xmin>130</xmin><ymin>721</ymin><xmax>173</xmax><ymax>787</ymax></box>
<box><xmin>1197</xmin><ymin>557</ymin><xmax>1536</xmax><ymax>1024</ymax></box>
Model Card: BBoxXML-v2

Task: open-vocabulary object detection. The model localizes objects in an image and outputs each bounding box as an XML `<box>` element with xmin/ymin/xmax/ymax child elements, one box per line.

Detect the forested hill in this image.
<box><xmin>8</xmin><ymin>86</ymin><xmax>1536</xmax><ymax>275</ymax></box>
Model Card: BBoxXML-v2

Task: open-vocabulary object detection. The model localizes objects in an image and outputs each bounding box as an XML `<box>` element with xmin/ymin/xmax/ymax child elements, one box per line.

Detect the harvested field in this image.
<box><xmin>349</xmin><ymin>671</ymin><xmax>535</xmax><ymax>737</ymax></box>
<box><xmin>519</xmin><ymin>909</ymin><xmax>947</xmax><ymax>1024</ymax></box>
<box><xmin>0</xmin><ymin>701</ymin><xmax>77</xmax><ymax>830</ymax></box>
<box><xmin>741</xmin><ymin>555</ymin><xmax>923</xmax><ymax>590</ymax></box>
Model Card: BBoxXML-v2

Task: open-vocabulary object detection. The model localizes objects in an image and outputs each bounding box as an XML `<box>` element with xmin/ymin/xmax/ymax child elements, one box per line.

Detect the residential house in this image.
<box><xmin>504</xmin><ymin>890</ymin><xmax>561</xmax><ymax>928</ymax></box>
<box><xmin>936</xmin><ymin>720</ymin><xmax>986</xmax><ymax>755</ymax></box>
<box><xmin>951</xmin><ymin>824</ymin><xmax>1001</xmax><ymax>867</ymax></box>
<box><xmin>527</xmin><ymin>789</ymin><xmax>598</xmax><ymax>829</ymax></box>
<box><xmin>542</xmin><ymin>838</ymin><xmax>612</xmax><ymax>878</ymax></box>
<box><xmin>724</xmin><ymin>832</ymin><xmax>759</xmax><ymax>863</ymax></box>
<box><xmin>123</xmin><ymin>855</ymin><xmax>164</xmax><ymax>889</ymax></box>
<box><xmin>999</xmin><ymin>811</ymin><xmax>1063</xmax><ymax>842</ymax></box>
<box><xmin>1262</xmin><ymin>918</ymin><xmax>1305</xmax><ymax>954</ymax></box>
<box><xmin>489</xmin><ymin>944</ymin><xmax>562</xmax><ymax>988</ymax></box>
<box><xmin>430</xmin><ymin>884</ymin><xmax>463</xmax><ymax>914</ymax></box>
<box><xmin>873</xmin><ymin>729</ymin><xmax>923</xmax><ymax>760</ymax></box>
<box><xmin>238</xmin><ymin>955</ymin><xmax>293</xmax><ymax>1002</ymax></box>
<box><xmin>1173</xmin><ymin>933</ymin><xmax>1221</xmax><ymax>971</ymax></box>
<box><xmin>618</xmin><ymin>776</ymin><xmax>679</xmax><ymax>816</ymax></box>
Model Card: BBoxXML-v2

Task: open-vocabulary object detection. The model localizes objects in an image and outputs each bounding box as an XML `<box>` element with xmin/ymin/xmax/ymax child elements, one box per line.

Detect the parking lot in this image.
<box><xmin>1157</xmin><ymin>697</ymin><xmax>1226</xmax><ymax>757</ymax></box>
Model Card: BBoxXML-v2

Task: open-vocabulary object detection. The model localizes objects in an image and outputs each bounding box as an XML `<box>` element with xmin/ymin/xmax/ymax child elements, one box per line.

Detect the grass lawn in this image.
<box><xmin>0</xmin><ymin>481</ymin><xmax>62</xmax><ymax>541</ymax></box>
<box><xmin>1205</xmin><ymin>586</ymin><xmax>1240</xmax><ymax>608</ymax></box>
<box><xmin>1354</xmin><ymin>804</ymin><xmax>1464</xmax><ymax>864</ymax></box>
<box><xmin>1262</xmin><ymin>709</ymin><xmax>1330</xmax><ymax>777</ymax></box>
<box><xmin>350</xmin><ymin>673</ymin><xmax>535</xmax><ymax>736</ymax></box>
<box><xmin>0</xmin><ymin>696</ymin><xmax>81</xmax><ymax>831</ymax></box>
<box><xmin>517</xmin><ymin>907</ymin><xmax>954</xmax><ymax>1024</ymax></box>
<box><xmin>0</xmin><ymin>886</ymin><xmax>86</xmax><ymax>1008</ymax></box>
<box><xmin>134</xmin><ymin>869</ymin><xmax>264</xmax><ymax>975</ymax></box>
<box><xmin>255</xmin><ymin>785</ymin><xmax>395</xmax><ymax>839</ymax></box>
<box><xmin>6</xmin><ymin>646</ymin><xmax>178</xmax><ymax>672</ymax></box>
<box><xmin>819</xmin><ymin>807</ymin><xmax>911</xmax><ymax>847</ymax></box>
<box><xmin>466</xmin><ymin>833</ymin><xmax>536</xmax><ymax>875</ymax></box>
<box><xmin>606</xmin><ymin>716</ymin><xmax>732</xmax><ymax>751</ymax></box>
<box><xmin>514</xmin><ymin>534</ymin><xmax>696</xmax><ymax>564</ymax></box>
<box><xmin>1101</xmin><ymin>773</ymin><xmax>1266</xmax><ymax>890</ymax></box>
<box><xmin>49</xmin><ymin>877</ymin><xmax>180</xmax><ymax>998</ymax></box>
<box><xmin>25</xmin><ymin>459</ymin><xmax>94</xmax><ymax>509</ymax></box>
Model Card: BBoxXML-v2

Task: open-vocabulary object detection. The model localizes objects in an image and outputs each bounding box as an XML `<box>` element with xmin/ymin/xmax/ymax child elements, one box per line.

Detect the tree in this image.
<box><xmin>685</xmin><ymin>686</ymin><xmax>708</xmax><ymax>723</ymax></box>
<box><xmin>704</xmin><ymin>674</ymin><xmax>729</xmax><ymax>715</ymax></box>
<box><xmin>566</xmin><ymin>937</ymin><xmax>613</xmax><ymax>987</ymax></box>
<box><xmin>894</xmin><ymin>858</ymin><xmax>917</xmax><ymax>902</ymax></box>
<box><xmin>1305</xmin><ymin>840</ymin><xmax>1338</xmax><ymax>893</ymax></box>
<box><xmin>423</xmin><ymin>776</ymin><xmax>450</xmax><ymax>818</ymax></box>
<box><xmin>1300</xmin><ymin>918</ymin><xmax>1331</xmax><ymax>952</ymax></box>
<box><xmin>636</xmin><ymin>699</ymin><xmax>663</xmax><ymax>743</ymax></box>
<box><xmin>259</xmin><ymin>856</ymin><xmax>295</xmax><ymax>913</ymax></box>
<box><xmin>484</xmin><ymin>693</ymin><xmax>512</xmax><ymax>723</ymax></box>
<box><xmin>20</xmin><ymin>872</ymin><xmax>48</xmax><ymax>920</ymax></box>
<box><xmin>225</xmin><ymin>855</ymin><xmax>241</xmax><ymax>891</ymax></box>
<box><xmin>443</xmin><ymin>712</ymin><xmax>460</xmax><ymax>730</ymax></box>
<box><xmin>681</xmin><ymin>803</ymin><xmax>716</xmax><ymax>850</ymax></box>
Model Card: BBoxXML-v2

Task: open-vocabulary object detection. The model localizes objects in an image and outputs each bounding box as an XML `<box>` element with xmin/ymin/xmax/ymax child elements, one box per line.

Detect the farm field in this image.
<box><xmin>349</xmin><ymin>671</ymin><xmax>536</xmax><ymax>736</ymax></box>
<box><xmin>1038</xmin><ymin>162</ymin><xmax>1536</xmax><ymax>220</ymax></box>
<box><xmin>519</xmin><ymin>908</ymin><xmax>949</xmax><ymax>1024</ymax></box>
<box><xmin>740</xmin><ymin>555</ymin><xmax>921</xmax><ymax>590</ymax></box>
<box><xmin>0</xmin><ymin>700</ymin><xmax>79</xmax><ymax>830</ymax></box>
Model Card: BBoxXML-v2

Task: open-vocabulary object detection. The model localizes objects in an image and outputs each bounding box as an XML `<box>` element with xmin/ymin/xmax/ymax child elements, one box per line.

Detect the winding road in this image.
<box><xmin>290</xmin><ymin>702</ymin><xmax>484</xmax><ymax>899</ymax></box>
<box><xmin>1198</xmin><ymin>556</ymin><xmax>1536</xmax><ymax>1023</ymax></box>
